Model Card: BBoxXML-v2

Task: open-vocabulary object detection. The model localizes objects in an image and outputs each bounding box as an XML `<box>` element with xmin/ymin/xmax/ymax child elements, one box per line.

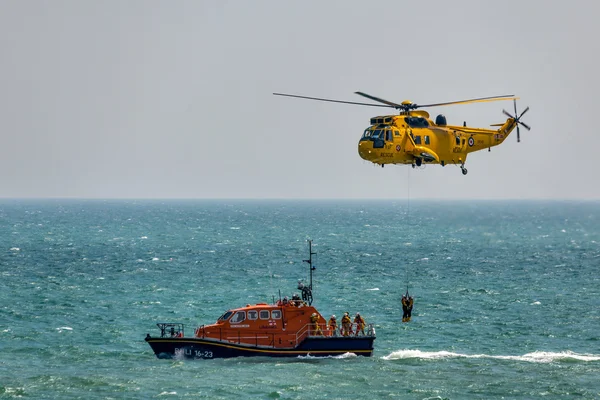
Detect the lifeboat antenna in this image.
<box><xmin>301</xmin><ymin>239</ymin><xmax>317</xmax><ymax>305</ymax></box>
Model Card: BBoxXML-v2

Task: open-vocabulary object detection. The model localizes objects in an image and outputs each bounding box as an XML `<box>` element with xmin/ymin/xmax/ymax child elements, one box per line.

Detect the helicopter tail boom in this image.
<box><xmin>467</xmin><ymin>100</ymin><xmax>530</xmax><ymax>149</ymax></box>
<box><xmin>494</xmin><ymin>118</ymin><xmax>517</xmax><ymax>145</ymax></box>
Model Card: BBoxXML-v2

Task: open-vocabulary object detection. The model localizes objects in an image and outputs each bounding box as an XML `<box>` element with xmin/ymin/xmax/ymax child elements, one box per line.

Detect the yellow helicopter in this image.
<box><xmin>273</xmin><ymin>92</ymin><xmax>530</xmax><ymax>175</ymax></box>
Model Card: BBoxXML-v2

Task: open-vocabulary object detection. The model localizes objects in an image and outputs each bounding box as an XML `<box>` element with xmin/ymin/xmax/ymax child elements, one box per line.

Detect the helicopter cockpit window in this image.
<box><xmin>371</xmin><ymin>129</ymin><xmax>383</xmax><ymax>139</ymax></box>
<box><xmin>362</xmin><ymin>129</ymin><xmax>372</xmax><ymax>139</ymax></box>
<box><xmin>405</xmin><ymin>117</ymin><xmax>429</xmax><ymax>128</ymax></box>
<box><xmin>414</xmin><ymin>136</ymin><xmax>422</xmax><ymax>145</ymax></box>
<box><xmin>385</xmin><ymin>130</ymin><xmax>392</xmax><ymax>141</ymax></box>
<box><xmin>424</xmin><ymin>135</ymin><xmax>430</xmax><ymax>145</ymax></box>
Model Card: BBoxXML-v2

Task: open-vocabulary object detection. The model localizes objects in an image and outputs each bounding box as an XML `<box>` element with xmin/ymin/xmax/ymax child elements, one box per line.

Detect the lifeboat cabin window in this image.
<box><xmin>259</xmin><ymin>310</ymin><xmax>270</xmax><ymax>320</ymax></box>
<box><xmin>248</xmin><ymin>310</ymin><xmax>258</xmax><ymax>320</ymax></box>
<box><xmin>218</xmin><ymin>311</ymin><xmax>233</xmax><ymax>321</ymax></box>
<box><xmin>230</xmin><ymin>311</ymin><xmax>246</xmax><ymax>324</ymax></box>
<box><xmin>271</xmin><ymin>310</ymin><xmax>282</xmax><ymax>319</ymax></box>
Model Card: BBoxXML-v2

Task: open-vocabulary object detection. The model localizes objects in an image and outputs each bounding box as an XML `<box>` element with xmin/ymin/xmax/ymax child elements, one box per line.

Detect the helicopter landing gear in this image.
<box><xmin>461</xmin><ymin>165</ymin><xmax>468</xmax><ymax>175</ymax></box>
<box><xmin>415</xmin><ymin>158</ymin><xmax>422</xmax><ymax>167</ymax></box>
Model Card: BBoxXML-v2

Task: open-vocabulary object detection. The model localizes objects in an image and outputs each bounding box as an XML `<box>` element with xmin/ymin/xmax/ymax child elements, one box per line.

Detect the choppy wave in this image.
<box><xmin>334</xmin><ymin>352</ymin><xmax>358</xmax><ymax>359</ymax></box>
<box><xmin>382</xmin><ymin>349</ymin><xmax>600</xmax><ymax>363</ymax></box>
<box><xmin>56</xmin><ymin>326</ymin><xmax>73</xmax><ymax>332</ymax></box>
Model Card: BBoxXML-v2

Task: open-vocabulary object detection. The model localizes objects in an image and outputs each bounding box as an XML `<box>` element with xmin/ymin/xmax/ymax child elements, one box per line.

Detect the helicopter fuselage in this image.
<box><xmin>272</xmin><ymin>91</ymin><xmax>528</xmax><ymax>174</ymax></box>
<box><xmin>358</xmin><ymin>111</ymin><xmax>517</xmax><ymax>168</ymax></box>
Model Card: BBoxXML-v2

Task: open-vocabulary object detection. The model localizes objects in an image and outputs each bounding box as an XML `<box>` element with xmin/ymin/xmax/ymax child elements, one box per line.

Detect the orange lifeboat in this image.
<box><xmin>145</xmin><ymin>240</ymin><xmax>376</xmax><ymax>359</ymax></box>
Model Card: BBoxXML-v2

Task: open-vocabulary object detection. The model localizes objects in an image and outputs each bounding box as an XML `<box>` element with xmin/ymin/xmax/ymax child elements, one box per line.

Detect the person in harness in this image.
<box><xmin>402</xmin><ymin>292</ymin><xmax>414</xmax><ymax>322</ymax></box>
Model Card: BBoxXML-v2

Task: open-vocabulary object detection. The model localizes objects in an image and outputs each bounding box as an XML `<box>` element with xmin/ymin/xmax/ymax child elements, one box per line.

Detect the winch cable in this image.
<box><xmin>405</xmin><ymin>166</ymin><xmax>411</xmax><ymax>297</ymax></box>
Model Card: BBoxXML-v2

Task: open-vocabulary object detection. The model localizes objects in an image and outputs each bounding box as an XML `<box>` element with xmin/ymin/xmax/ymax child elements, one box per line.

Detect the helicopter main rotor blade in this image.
<box><xmin>354</xmin><ymin>92</ymin><xmax>404</xmax><ymax>108</ymax></box>
<box><xmin>273</xmin><ymin>93</ymin><xmax>392</xmax><ymax>108</ymax></box>
<box><xmin>420</xmin><ymin>95</ymin><xmax>518</xmax><ymax>108</ymax></box>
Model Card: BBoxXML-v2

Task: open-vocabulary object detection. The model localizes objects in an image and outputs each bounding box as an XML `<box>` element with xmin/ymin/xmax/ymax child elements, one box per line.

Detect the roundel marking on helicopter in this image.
<box><xmin>468</xmin><ymin>137</ymin><xmax>475</xmax><ymax>147</ymax></box>
<box><xmin>396</xmin><ymin>145</ymin><xmax>401</xmax><ymax>152</ymax></box>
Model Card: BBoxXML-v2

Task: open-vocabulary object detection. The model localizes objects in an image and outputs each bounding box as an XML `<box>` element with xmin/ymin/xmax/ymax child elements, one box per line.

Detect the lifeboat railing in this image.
<box><xmin>296</xmin><ymin>322</ymin><xmax>376</xmax><ymax>343</ymax></box>
<box><xmin>157</xmin><ymin>323</ymin><xmax>184</xmax><ymax>338</ymax></box>
<box><xmin>295</xmin><ymin>322</ymin><xmax>340</xmax><ymax>343</ymax></box>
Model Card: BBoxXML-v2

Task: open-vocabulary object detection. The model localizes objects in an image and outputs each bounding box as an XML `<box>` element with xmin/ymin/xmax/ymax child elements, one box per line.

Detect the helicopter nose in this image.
<box><xmin>358</xmin><ymin>141</ymin><xmax>372</xmax><ymax>161</ymax></box>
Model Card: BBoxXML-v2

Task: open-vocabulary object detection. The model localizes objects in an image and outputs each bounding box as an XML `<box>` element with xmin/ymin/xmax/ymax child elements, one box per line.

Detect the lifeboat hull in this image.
<box><xmin>145</xmin><ymin>336</ymin><xmax>375</xmax><ymax>359</ymax></box>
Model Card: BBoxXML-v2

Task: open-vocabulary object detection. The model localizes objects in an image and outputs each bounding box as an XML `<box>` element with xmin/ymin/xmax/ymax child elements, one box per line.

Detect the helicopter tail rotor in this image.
<box><xmin>502</xmin><ymin>99</ymin><xmax>530</xmax><ymax>143</ymax></box>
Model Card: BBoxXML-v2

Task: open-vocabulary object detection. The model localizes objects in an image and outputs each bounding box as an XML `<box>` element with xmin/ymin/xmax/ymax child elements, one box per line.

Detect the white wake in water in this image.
<box><xmin>382</xmin><ymin>349</ymin><xmax>600</xmax><ymax>363</ymax></box>
<box><xmin>297</xmin><ymin>352</ymin><xmax>358</xmax><ymax>360</ymax></box>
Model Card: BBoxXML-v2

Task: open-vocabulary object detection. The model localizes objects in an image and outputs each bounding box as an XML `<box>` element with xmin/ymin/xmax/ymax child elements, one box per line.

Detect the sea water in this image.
<box><xmin>1</xmin><ymin>199</ymin><xmax>599</xmax><ymax>399</ymax></box>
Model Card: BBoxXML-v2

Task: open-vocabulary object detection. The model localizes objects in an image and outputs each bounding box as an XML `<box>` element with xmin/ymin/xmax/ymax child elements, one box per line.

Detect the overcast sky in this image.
<box><xmin>1</xmin><ymin>1</ymin><xmax>598</xmax><ymax>200</ymax></box>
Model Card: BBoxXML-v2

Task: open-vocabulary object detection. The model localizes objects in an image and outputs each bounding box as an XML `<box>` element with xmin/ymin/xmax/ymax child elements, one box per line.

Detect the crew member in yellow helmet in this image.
<box><xmin>310</xmin><ymin>313</ymin><xmax>323</xmax><ymax>336</ymax></box>
<box><xmin>328</xmin><ymin>315</ymin><xmax>338</xmax><ymax>336</ymax></box>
